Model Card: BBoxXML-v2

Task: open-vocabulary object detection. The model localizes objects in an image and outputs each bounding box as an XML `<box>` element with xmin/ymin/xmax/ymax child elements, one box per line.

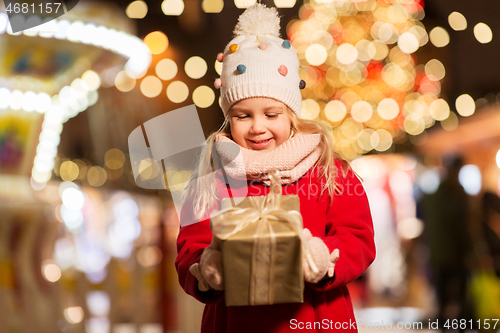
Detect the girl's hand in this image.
<box><xmin>189</xmin><ymin>237</ymin><xmax>224</xmax><ymax>291</ymax></box>
<box><xmin>302</xmin><ymin>228</ymin><xmax>340</xmax><ymax>283</ymax></box>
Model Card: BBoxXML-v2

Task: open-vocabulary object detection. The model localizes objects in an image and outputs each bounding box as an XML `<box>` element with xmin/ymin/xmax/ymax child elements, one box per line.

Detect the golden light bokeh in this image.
<box><xmin>448</xmin><ymin>11</ymin><xmax>467</xmax><ymax>31</ymax></box>
<box><xmin>105</xmin><ymin>149</ymin><xmax>125</xmax><ymax>170</ymax></box>
<box><xmin>350</xmin><ymin>101</ymin><xmax>373</xmax><ymax>123</ymax></box>
<box><xmin>425</xmin><ymin>59</ymin><xmax>445</xmax><ymax>81</ymax></box>
<box><xmin>305</xmin><ymin>44</ymin><xmax>328</xmax><ymax>66</ymax></box>
<box><xmin>192</xmin><ymin>86</ymin><xmax>215</xmax><ymax>108</ymax></box>
<box><xmin>140</xmin><ymin>76</ymin><xmax>162</xmax><ymax>98</ymax></box>
<box><xmin>474</xmin><ymin>23</ymin><xmax>493</xmax><ymax>44</ymax></box>
<box><xmin>234</xmin><ymin>0</ymin><xmax>257</xmax><ymax>9</ymax></box>
<box><xmin>404</xmin><ymin>113</ymin><xmax>425</xmax><ymax>135</ymax></box>
<box><xmin>455</xmin><ymin>94</ymin><xmax>475</xmax><ymax>117</ymax></box>
<box><xmin>324</xmin><ymin>100</ymin><xmax>347</xmax><ymax>122</ymax></box>
<box><xmin>377</xmin><ymin>98</ymin><xmax>399</xmax><ymax>120</ymax></box>
<box><xmin>126</xmin><ymin>1</ymin><xmax>148</xmax><ymax>19</ymax></box>
<box><xmin>162</xmin><ymin>0</ymin><xmax>184</xmax><ymax>15</ymax></box>
<box><xmin>64</xmin><ymin>307</ymin><xmax>84</xmax><ymax>324</ymax></box>
<box><xmin>166</xmin><ymin>81</ymin><xmax>189</xmax><ymax>103</ymax></box>
<box><xmin>156</xmin><ymin>59</ymin><xmax>178</xmax><ymax>81</ymax></box>
<box><xmin>336</xmin><ymin>43</ymin><xmax>358</xmax><ymax>65</ymax></box>
<box><xmin>429</xmin><ymin>98</ymin><xmax>450</xmax><ymax>121</ymax></box>
<box><xmin>441</xmin><ymin>111</ymin><xmax>458</xmax><ymax>131</ymax></box>
<box><xmin>371</xmin><ymin>129</ymin><xmax>393</xmax><ymax>152</ymax></box>
<box><xmin>301</xmin><ymin>99</ymin><xmax>320</xmax><ymax>120</ymax></box>
<box><xmin>42</xmin><ymin>262</ymin><xmax>61</xmax><ymax>282</ymax></box>
<box><xmin>215</xmin><ymin>59</ymin><xmax>223</xmax><ymax>75</ymax></box>
<box><xmin>60</xmin><ymin>161</ymin><xmax>79</xmax><ymax>182</ymax></box>
<box><xmin>397</xmin><ymin>32</ymin><xmax>419</xmax><ymax>54</ymax></box>
<box><xmin>115</xmin><ymin>71</ymin><xmax>136</xmax><ymax>92</ymax></box>
<box><xmin>185</xmin><ymin>56</ymin><xmax>208</xmax><ymax>79</ymax></box>
<box><xmin>429</xmin><ymin>27</ymin><xmax>450</xmax><ymax>48</ymax></box>
<box><xmin>355</xmin><ymin>40</ymin><xmax>376</xmax><ymax>61</ymax></box>
<box><xmin>82</xmin><ymin>70</ymin><xmax>101</xmax><ymax>91</ymax></box>
<box><xmin>87</xmin><ymin>166</ymin><xmax>107</xmax><ymax>187</ymax></box>
<box><xmin>144</xmin><ymin>31</ymin><xmax>169</xmax><ymax>55</ymax></box>
<box><xmin>202</xmin><ymin>0</ymin><xmax>224</xmax><ymax>13</ymax></box>
<box><xmin>274</xmin><ymin>0</ymin><xmax>296</xmax><ymax>8</ymax></box>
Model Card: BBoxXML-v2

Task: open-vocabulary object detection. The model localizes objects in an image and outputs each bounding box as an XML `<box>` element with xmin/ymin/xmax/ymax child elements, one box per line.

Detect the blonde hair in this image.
<box><xmin>181</xmin><ymin>104</ymin><xmax>349</xmax><ymax>222</ymax></box>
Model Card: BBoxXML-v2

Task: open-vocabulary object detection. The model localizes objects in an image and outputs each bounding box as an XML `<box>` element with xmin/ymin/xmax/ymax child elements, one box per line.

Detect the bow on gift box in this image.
<box><xmin>211</xmin><ymin>169</ymin><xmax>320</xmax><ymax>304</ymax></box>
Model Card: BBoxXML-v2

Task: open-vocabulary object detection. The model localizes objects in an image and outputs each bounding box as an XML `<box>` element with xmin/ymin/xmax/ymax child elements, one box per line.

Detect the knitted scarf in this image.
<box><xmin>214</xmin><ymin>133</ymin><xmax>322</xmax><ymax>185</ymax></box>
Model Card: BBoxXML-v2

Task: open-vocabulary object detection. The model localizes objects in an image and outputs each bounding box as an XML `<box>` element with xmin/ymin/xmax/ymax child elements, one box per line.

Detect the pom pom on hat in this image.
<box><xmin>233</xmin><ymin>3</ymin><xmax>281</xmax><ymax>37</ymax></box>
<box><xmin>220</xmin><ymin>4</ymin><xmax>302</xmax><ymax>117</ymax></box>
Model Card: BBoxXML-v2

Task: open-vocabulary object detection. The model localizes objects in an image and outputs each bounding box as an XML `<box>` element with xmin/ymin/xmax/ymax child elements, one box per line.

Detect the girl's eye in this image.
<box><xmin>235</xmin><ymin>115</ymin><xmax>249</xmax><ymax>120</ymax></box>
<box><xmin>266</xmin><ymin>113</ymin><xmax>278</xmax><ymax>118</ymax></box>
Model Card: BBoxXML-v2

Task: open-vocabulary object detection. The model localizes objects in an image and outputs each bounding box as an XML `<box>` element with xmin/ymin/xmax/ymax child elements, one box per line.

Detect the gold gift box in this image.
<box><xmin>213</xmin><ymin>194</ymin><xmax>304</xmax><ymax>307</ymax></box>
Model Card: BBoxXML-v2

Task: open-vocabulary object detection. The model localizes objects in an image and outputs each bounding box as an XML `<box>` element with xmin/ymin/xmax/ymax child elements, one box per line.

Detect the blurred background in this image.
<box><xmin>1</xmin><ymin>0</ymin><xmax>500</xmax><ymax>332</ymax></box>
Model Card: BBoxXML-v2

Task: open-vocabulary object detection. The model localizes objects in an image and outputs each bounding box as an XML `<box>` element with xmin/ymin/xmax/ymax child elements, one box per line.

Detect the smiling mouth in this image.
<box><xmin>248</xmin><ymin>138</ymin><xmax>272</xmax><ymax>143</ymax></box>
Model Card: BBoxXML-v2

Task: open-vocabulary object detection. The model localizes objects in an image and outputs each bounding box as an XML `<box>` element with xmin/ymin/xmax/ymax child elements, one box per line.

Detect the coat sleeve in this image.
<box><xmin>174</xmin><ymin>181</ymin><xmax>224</xmax><ymax>303</ymax></box>
<box><xmin>308</xmin><ymin>160</ymin><xmax>376</xmax><ymax>291</ymax></box>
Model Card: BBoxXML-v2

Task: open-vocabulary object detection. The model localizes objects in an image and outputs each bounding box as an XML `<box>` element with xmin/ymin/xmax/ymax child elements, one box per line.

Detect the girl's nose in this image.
<box><xmin>249</xmin><ymin>118</ymin><xmax>266</xmax><ymax>133</ymax></box>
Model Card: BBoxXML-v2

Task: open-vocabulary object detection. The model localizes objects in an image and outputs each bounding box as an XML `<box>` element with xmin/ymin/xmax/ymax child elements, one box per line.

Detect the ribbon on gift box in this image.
<box><xmin>211</xmin><ymin>169</ymin><xmax>319</xmax><ymax>305</ymax></box>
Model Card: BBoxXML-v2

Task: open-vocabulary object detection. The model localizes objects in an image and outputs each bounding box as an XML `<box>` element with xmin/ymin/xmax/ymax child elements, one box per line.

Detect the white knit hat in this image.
<box><xmin>215</xmin><ymin>4</ymin><xmax>305</xmax><ymax>117</ymax></box>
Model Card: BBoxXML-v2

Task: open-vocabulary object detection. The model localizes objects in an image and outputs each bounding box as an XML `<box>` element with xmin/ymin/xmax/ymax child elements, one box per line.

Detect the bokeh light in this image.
<box><xmin>60</xmin><ymin>161</ymin><xmax>79</xmax><ymax>182</ymax></box>
<box><xmin>126</xmin><ymin>1</ymin><xmax>148</xmax><ymax>19</ymax></box>
<box><xmin>202</xmin><ymin>0</ymin><xmax>224</xmax><ymax>13</ymax></box>
<box><xmin>301</xmin><ymin>99</ymin><xmax>320</xmax><ymax>120</ymax></box>
<box><xmin>115</xmin><ymin>71</ymin><xmax>136</xmax><ymax>92</ymax></box>
<box><xmin>274</xmin><ymin>0</ymin><xmax>296</xmax><ymax>8</ymax></box>
<box><xmin>459</xmin><ymin>165</ymin><xmax>482</xmax><ymax>195</ymax></box>
<box><xmin>425</xmin><ymin>59</ymin><xmax>445</xmax><ymax>81</ymax></box>
<box><xmin>398</xmin><ymin>32</ymin><xmax>419</xmax><ymax>54</ymax></box>
<box><xmin>167</xmin><ymin>81</ymin><xmax>189</xmax><ymax>103</ymax></box>
<box><xmin>156</xmin><ymin>59</ymin><xmax>178</xmax><ymax>81</ymax></box>
<box><xmin>351</xmin><ymin>101</ymin><xmax>373</xmax><ymax>123</ymax></box>
<box><xmin>140</xmin><ymin>76</ymin><xmax>162</xmax><ymax>98</ymax></box>
<box><xmin>185</xmin><ymin>56</ymin><xmax>208</xmax><ymax>79</ymax></box>
<box><xmin>429</xmin><ymin>99</ymin><xmax>450</xmax><ymax>121</ymax></box>
<box><xmin>448</xmin><ymin>11</ymin><xmax>467</xmax><ymax>31</ymax></box>
<box><xmin>429</xmin><ymin>27</ymin><xmax>450</xmax><ymax>48</ymax></box>
<box><xmin>455</xmin><ymin>94</ymin><xmax>475</xmax><ymax>117</ymax></box>
<box><xmin>144</xmin><ymin>31</ymin><xmax>169</xmax><ymax>54</ymax></box>
<box><xmin>336</xmin><ymin>43</ymin><xmax>358</xmax><ymax>65</ymax></box>
<box><xmin>234</xmin><ymin>0</ymin><xmax>257</xmax><ymax>8</ymax></box>
<box><xmin>42</xmin><ymin>261</ymin><xmax>62</xmax><ymax>282</ymax></box>
<box><xmin>87</xmin><ymin>166</ymin><xmax>107</xmax><ymax>187</ymax></box>
<box><xmin>305</xmin><ymin>44</ymin><xmax>328</xmax><ymax>66</ymax></box>
<box><xmin>441</xmin><ymin>111</ymin><xmax>458</xmax><ymax>131</ymax></box>
<box><xmin>192</xmin><ymin>86</ymin><xmax>215</xmax><ymax>108</ymax></box>
<box><xmin>64</xmin><ymin>307</ymin><xmax>84</xmax><ymax>324</ymax></box>
<box><xmin>105</xmin><ymin>149</ymin><xmax>126</xmax><ymax>170</ymax></box>
<box><xmin>324</xmin><ymin>100</ymin><xmax>346</xmax><ymax>122</ymax></box>
<box><xmin>474</xmin><ymin>23</ymin><xmax>493</xmax><ymax>44</ymax></box>
<box><xmin>377</xmin><ymin>98</ymin><xmax>399</xmax><ymax>120</ymax></box>
<box><xmin>82</xmin><ymin>70</ymin><xmax>101</xmax><ymax>91</ymax></box>
<box><xmin>162</xmin><ymin>0</ymin><xmax>184</xmax><ymax>15</ymax></box>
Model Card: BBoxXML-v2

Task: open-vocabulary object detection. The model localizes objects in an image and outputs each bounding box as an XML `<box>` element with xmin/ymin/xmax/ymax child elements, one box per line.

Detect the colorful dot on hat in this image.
<box><xmin>278</xmin><ymin>65</ymin><xmax>288</xmax><ymax>76</ymax></box>
<box><xmin>258</xmin><ymin>43</ymin><xmax>268</xmax><ymax>50</ymax></box>
<box><xmin>282</xmin><ymin>40</ymin><xmax>291</xmax><ymax>49</ymax></box>
<box><xmin>229</xmin><ymin>44</ymin><xmax>238</xmax><ymax>53</ymax></box>
<box><xmin>299</xmin><ymin>80</ymin><xmax>306</xmax><ymax>89</ymax></box>
<box><xmin>214</xmin><ymin>78</ymin><xmax>222</xmax><ymax>89</ymax></box>
<box><xmin>237</xmin><ymin>64</ymin><xmax>246</xmax><ymax>73</ymax></box>
<box><xmin>217</xmin><ymin>53</ymin><xmax>224</xmax><ymax>62</ymax></box>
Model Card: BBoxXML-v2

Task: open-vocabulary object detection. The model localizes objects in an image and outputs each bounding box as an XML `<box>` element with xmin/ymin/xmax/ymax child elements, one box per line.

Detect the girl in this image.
<box><xmin>175</xmin><ymin>4</ymin><xmax>375</xmax><ymax>332</ymax></box>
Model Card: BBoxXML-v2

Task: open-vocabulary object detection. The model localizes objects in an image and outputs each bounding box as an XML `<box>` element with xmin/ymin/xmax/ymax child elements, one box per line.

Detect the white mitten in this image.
<box><xmin>302</xmin><ymin>228</ymin><xmax>340</xmax><ymax>284</ymax></box>
<box><xmin>189</xmin><ymin>237</ymin><xmax>224</xmax><ymax>291</ymax></box>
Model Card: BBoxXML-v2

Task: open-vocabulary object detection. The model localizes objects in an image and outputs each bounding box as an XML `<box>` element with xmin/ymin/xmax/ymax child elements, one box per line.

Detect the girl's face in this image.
<box><xmin>229</xmin><ymin>98</ymin><xmax>292</xmax><ymax>151</ymax></box>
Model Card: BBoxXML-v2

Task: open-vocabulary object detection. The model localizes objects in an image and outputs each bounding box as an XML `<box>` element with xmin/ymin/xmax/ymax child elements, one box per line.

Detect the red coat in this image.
<box><xmin>175</xmin><ymin>160</ymin><xmax>375</xmax><ymax>333</ymax></box>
